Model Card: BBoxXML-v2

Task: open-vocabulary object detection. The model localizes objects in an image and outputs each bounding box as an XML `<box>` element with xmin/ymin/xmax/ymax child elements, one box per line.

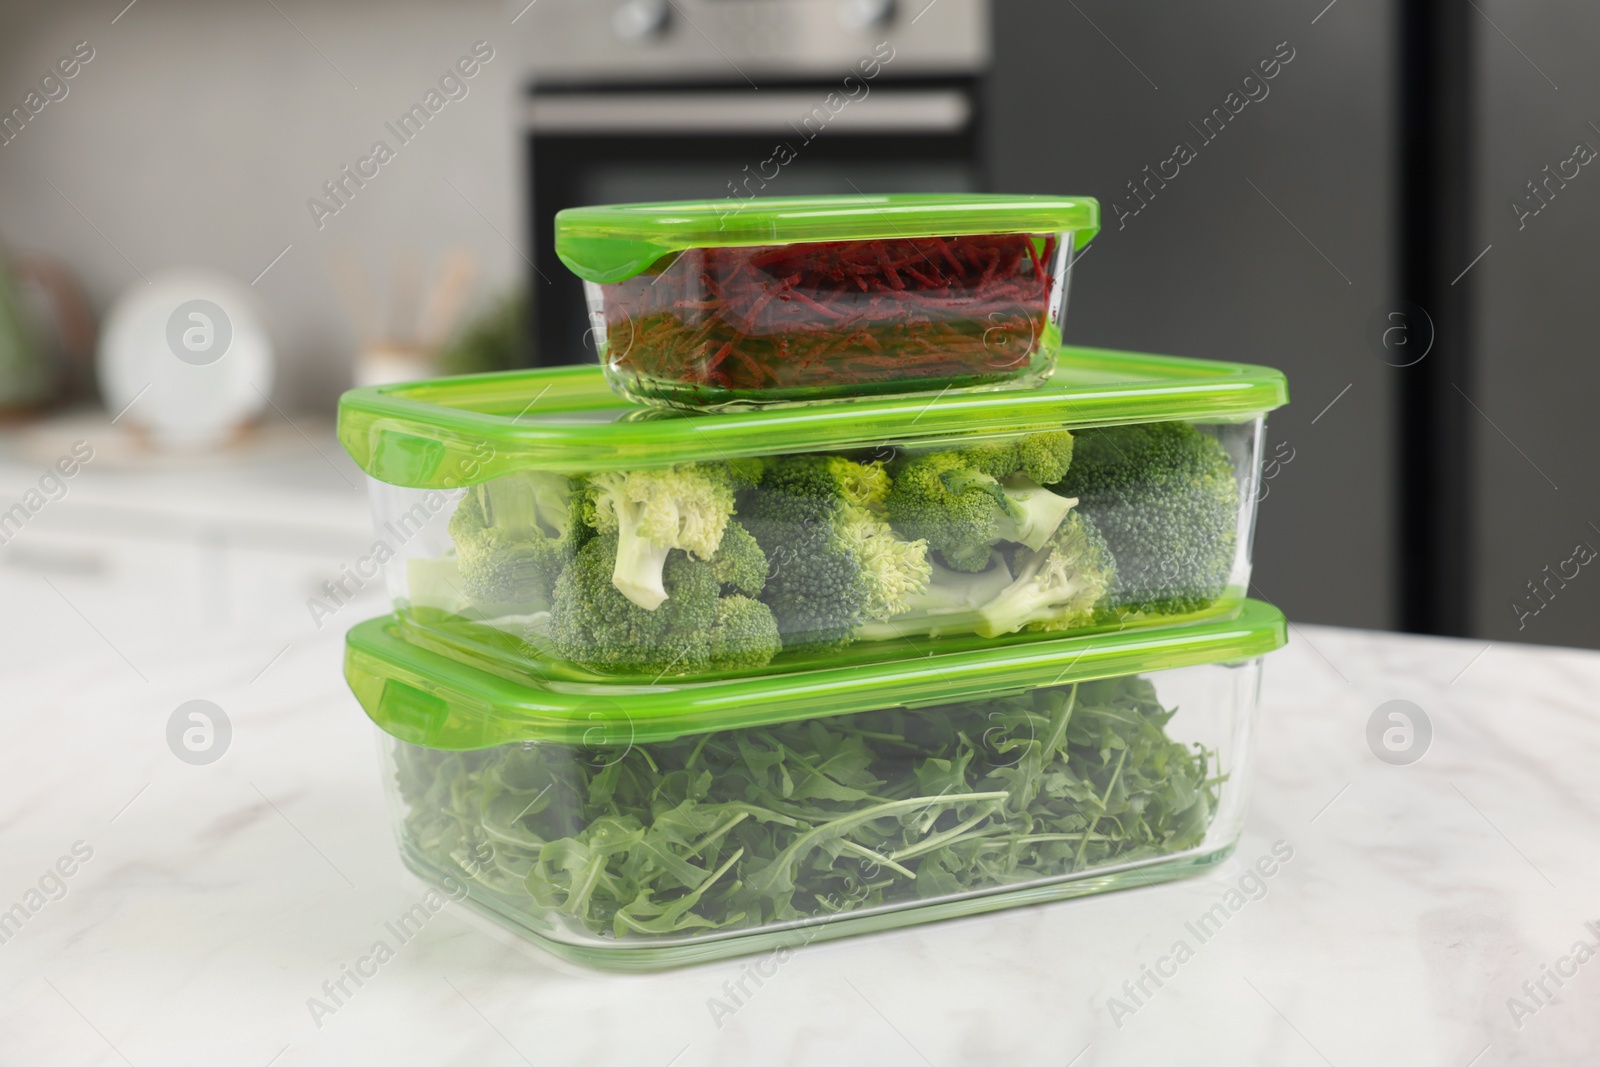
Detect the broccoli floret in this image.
<box><xmin>703</xmin><ymin>519</ymin><xmax>767</xmax><ymax>595</ymax></box>
<box><xmin>885</xmin><ymin>432</ymin><xmax>1077</xmax><ymax>572</ymax></box>
<box><xmin>547</xmin><ymin>522</ymin><xmax>780</xmax><ymax>676</ymax></box>
<box><xmin>974</xmin><ymin>510</ymin><xmax>1116</xmax><ymax>636</ymax></box>
<box><xmin>960</xmin><ymin>431</ymin><xmax>1075</xmax><ymax>486</ymax></box>
<box><xmin>708</xmin><ymin>595</ymin><xmax>783</xmax><ymax>671</ymax></box>
<box><xmin>1015</xmin><ymin>430</ymin><xmax>1076</xmax><ymax>484</ymax></box>
<box><xmin>448</xmin><ymin>472</ymin><xmax>580</xmax><ymax>611</ymax></box>
<box><xmin>583</xmin><ymin>463</ymin><xmax>740</xmax><ymax>611</ymax></box>
<box><xmin>826</xmin><ymin>455</ymin><xmax>892</xmax><ymax>513</ymax></box>
<box><xmin>739</xmin><ymin>455</ymin><xmax>930</xmax><ymax>653</ymax></box>
<box><xmin>952</xmin><ymin>430</ymin><xmax>1075</xmax><ymax>484</ymax></box>
<box><xmin>1051</xmin><ymin>422</ymin><xmax>1238</xmax><ymax>615</ymax></box>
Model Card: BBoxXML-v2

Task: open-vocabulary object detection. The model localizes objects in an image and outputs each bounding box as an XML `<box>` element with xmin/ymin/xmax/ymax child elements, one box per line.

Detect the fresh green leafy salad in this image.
<box><xmin>393</xmin><ymin>675</ymin><xmax>1220</xmax><ymax>939</ymax></box>
<box><xmin>429</xmin><ymin>420</ymin><xmax>1240</xmax><ymax>677</ymax></box>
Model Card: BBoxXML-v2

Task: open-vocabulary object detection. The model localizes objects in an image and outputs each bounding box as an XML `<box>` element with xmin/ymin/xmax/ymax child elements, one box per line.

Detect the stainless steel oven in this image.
<box><xmin>523</xmin><ymin>0</ymin><xmax>992</xmax><ymax>364</ymax></box>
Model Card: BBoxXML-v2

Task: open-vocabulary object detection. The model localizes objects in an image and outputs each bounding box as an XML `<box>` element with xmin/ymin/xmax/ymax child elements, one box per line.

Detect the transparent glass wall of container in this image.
<box><xmin>378</xmin><ymin>658</ymin><xmax>1262</xmax><ymax>969</ymax></box>
<box><xmin>366</xmin><ymin>417</ymin><xmax>1265</xmax><ymax>685</ymax></box>
<box><xmin>585</xmin><ymin>233</ymin><xmax>1078</xmax><ymax>410</ymax></box>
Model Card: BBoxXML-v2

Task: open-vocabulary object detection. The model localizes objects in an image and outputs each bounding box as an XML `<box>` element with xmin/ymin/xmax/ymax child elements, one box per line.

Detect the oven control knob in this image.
<box><xmin>838</xmin><ymin>0</ymin><xmax>896</xmax><ymax>30</ymax></box>
<box><xmin>613</xmin><ymin>0</ymin><xmax>671</xmax><ymax>42</ymax></box>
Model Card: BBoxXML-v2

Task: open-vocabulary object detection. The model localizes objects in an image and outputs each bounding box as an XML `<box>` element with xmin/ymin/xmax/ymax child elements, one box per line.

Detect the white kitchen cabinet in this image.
<box><xmin>0</xmin><ymin>429</ymin><xmax>382</xmax><ymax>678</ymax></box>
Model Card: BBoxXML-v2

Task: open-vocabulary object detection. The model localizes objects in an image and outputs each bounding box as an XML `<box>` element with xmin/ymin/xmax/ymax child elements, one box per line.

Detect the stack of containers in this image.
<box><xmin>336</xmin><ymin>195</ymin><xmax>1290</xmax><ymax>969</ymax></box>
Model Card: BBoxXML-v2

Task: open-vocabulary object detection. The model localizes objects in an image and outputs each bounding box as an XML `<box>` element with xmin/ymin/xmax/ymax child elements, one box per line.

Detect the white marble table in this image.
<box><xmin>2</xmin><ymin>611</ymin><xmax>1598</xmax><ymax>1067</ymax></box>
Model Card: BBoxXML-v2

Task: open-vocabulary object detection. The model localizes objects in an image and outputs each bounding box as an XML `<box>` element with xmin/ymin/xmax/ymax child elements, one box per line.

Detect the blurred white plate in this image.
<box><xmin>97</xmin><ymin>270</ymin><xmax>274</xmax><ymax>449</ymax></box>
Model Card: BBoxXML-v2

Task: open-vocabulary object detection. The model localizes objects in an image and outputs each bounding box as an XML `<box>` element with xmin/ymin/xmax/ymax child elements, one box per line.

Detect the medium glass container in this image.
<box><xmin>336</xmin><ymin>350</ymin><xmax>1287</xmax><ymax>685</ymax></box>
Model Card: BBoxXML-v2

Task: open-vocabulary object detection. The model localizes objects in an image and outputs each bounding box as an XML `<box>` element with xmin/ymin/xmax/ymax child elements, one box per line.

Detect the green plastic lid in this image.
<box><xmin>337</xmin><ymin>347</ymin><xmax>1288</xmax><ymax>490</ymax></box>
<box><xmin>555</xmin><ymin>194</ymin><xmax>1102</xmax><ymax>284</ymax></box>
<box><xmin>344</xmin><ymin>600</ymin><xmax>1286</xmax><ymax>750</ymax></box>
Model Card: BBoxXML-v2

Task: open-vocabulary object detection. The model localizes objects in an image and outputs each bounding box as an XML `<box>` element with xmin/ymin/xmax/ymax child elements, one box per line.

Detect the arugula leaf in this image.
<box><xmin>394</xmin><ymin>675</ymin><xmax>1220</xmax><ymax>938</ymax></box>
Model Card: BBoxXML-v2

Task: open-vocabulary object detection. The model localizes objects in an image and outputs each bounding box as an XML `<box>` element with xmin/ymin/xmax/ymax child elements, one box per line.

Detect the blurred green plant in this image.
<box><xmin>0</xmin><ymin>253</ymin><xmax>49</xmax><ymax>410</ymax></box>
<box><xmin>435</xmin><ymin>288</ymin><xmax>529</xmax><ymax>376</ymax></box>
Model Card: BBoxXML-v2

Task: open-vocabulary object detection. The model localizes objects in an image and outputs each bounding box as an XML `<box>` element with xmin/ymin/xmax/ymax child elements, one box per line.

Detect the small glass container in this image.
<box><xmin>555</xmin><ymin>195</ymin><xmax>1100</xmax><ymax>409</ymax></box>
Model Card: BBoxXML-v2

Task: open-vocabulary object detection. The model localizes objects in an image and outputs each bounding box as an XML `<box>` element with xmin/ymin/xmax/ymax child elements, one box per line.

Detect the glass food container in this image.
<box><xmin>346</xmin><ymin>600</ymin><xmax>1286</xmax><ymax>969</ymax></box>
<box><xmin>335</xmin><ymin>348</ymin><xmax>1287</xmax><ymax>685</ymax></box>
<box><xmin>554</xmin><ymin>195</ymin><xmax>1100</xmax><ymax>410</ymax></box>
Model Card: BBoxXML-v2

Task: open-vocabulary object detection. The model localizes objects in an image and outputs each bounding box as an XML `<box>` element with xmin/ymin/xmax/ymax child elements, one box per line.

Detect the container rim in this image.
<box><xmin>336</xmin><ymin>347</ymin><xmax>1290</xmax><ymax>489</ymax></box>
<box><xmin>343</xmin><ymin>599</ymin><xmax>1287</xmax><ymax>750</ymax></box>
<box><xmin>554</xmin><ymin>193</ymin><xmax>1101</xmax><ymax>283</ymax></box>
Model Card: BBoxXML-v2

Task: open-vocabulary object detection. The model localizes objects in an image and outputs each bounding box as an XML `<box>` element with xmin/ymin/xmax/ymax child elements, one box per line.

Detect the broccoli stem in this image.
<box><xmin>994</xmin><ymin>479</ymin><xmax>1076</xmax><ymax>551</ymax></box>
<box><xmin>853</xmin><ymin>557</ymin><xmax>1014</xmax><ymax>641</ymax></box>
<box><xmin>610</xmin><ymin>500</ymin><xmax>673</xmax><ymax>610</ymax></box>
<box><xmin>480</xmin><ymin>474</ymin><xmax>571</xmax><ymax>539</ymax></box>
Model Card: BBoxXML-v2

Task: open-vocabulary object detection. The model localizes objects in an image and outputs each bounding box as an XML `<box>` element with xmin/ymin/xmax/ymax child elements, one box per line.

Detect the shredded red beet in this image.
<box><xmin>601</xmin><ymin>233</ymin><xmax>1059</xmax><ymax>399</ymax></box>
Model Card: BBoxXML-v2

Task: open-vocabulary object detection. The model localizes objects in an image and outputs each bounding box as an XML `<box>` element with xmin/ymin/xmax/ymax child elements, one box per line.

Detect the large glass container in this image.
<box><xmin>346</xmin><ymin>602</ymin><xmax>1285</xmax><ymax>969</ymax></box>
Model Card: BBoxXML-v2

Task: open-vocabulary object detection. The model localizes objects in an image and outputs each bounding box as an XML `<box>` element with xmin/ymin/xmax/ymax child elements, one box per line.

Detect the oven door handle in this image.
<box><xmin>527</xmin><ymin>89</ymin><xmax>971</xmax><ymax>134</ymax></box>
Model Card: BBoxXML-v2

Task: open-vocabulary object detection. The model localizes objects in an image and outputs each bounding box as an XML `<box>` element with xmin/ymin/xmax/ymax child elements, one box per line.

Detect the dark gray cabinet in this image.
<box><xmin>1470</xmin><ymin>2</ymin><xmax>1600</xmax><ymax>649</ymax></box>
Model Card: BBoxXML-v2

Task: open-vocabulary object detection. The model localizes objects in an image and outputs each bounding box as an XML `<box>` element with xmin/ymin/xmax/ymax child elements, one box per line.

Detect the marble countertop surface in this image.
<box><xmin>2</xmin><ymin>605</ymin><xmax>1598</xmax><ymax>1067</ymax></box>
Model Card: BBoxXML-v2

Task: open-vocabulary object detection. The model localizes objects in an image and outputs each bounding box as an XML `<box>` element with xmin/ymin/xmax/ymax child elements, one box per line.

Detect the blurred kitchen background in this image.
<box><xmin>0</xmin><ymin>0</ymin><xmax>1595</xmax><ymax>682</ymax></box>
